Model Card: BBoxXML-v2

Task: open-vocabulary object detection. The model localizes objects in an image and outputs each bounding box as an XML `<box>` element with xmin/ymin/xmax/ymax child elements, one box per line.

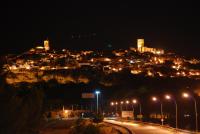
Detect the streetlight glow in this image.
<box><xmin>111</xmin><ymin>102</ymin><xmax>114</xmax><ymax>106</ymax></box>
<box><xmin>115</xmin><ymin>102</ymin><xmax>118</xmax><ymax>105</ymax></box>
<box><xmin>182</xmin><ymin>92</ymin><xmax>189</xmax><ymax>98</ymax></box>
<box><xmin>95</xmin><ymin>91</ymin><xmax>100</xmax><ymax>94</ymax></box>
<box><xmin>132</xmin><ymin>99</ymin><xmax>137</xmax><ymax>104</ymax></box>
<box><xmin>120</xmin><ymin>101</ymin><xmax>124</xmax><ymax>104</ymax></box>
<box><xmin>165</xmin><ymin>95</ymin><xmax>171</xmax><ymax>100</ymax></box>
<box><xmin>152</xmin><ymin>97</ymin><xmax>157</xmax><ymax>101</ymax></box>
<box><xmin>126</xmin><ymin>100</ymin><xmax>130</xmax><ymax>104</ymax></box>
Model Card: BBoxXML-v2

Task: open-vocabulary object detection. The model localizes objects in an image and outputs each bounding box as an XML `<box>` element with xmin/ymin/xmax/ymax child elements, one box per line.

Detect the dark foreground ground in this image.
<box><xmin>39</xmin><ymin>119</ymin><xmax>122</xmax><ymax>134</ymax></box>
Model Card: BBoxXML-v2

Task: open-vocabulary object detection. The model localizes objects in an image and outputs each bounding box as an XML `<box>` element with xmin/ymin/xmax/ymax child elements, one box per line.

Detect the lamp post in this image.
<box><xmin>182</xmin><ymin>92</ymin><xmax>198</xmax><ymax>132</ymax></box>
<box><xmin>115</xmin><ymin>102</ymin><xmax>118</xmax><ymax>113</ymax></box>
<box><xmin>165</xmin><ymin>95</ymin><xmax>178</xmax><ymax>129</ymax></box>
<box><xmin>132</xmin><ymin>99</ymin><xmax>137</xmax><ymax>119</ymax></box>
<box><xmin>95</xmin><ymin>91</ymin><xmax>100</xmax><ymax>114</ymax></box>
<box><xmin>132</xmin><ymin>100</ymin><xmax>135</xmax><ymax>119</ymax></box>
<box><xmin>110</xmin><ymin>102</ymin><xmax>114</xmax><ymax>113</ymax></box>
<box><xmin>132</xmin><ymin>99</ymin><xmax>142</xmax><ymax>121</ymax></box>
<box><xmin>120</xmin><ymin>101</ymin><xmax>124</xmax><ymax>112</ymax></box>
<box><xmin>152</xmin><ymin>96</ymin><xmax>163</xmax><ymax>125</ymax></box>
<box><xmin>126</xmin><ymin>100</ymin><xmax>129</xmax><ymax>110</ymax></box>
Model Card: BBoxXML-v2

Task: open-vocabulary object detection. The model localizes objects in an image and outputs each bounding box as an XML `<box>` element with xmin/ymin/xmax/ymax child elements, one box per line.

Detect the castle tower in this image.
<box><xmin>44</xmin><ymin>39</ymin><xmax>50</xmax><ymax>51</ymax></box>
<box><xmin>137</xmin><ymin>39</ymin><xmax>144</xmax><ymax>52</ymax></box>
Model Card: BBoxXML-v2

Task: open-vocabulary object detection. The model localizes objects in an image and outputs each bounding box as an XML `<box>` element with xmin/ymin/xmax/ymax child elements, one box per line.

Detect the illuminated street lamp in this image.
<box><xmin>132</xmin><ymin>99</ymin><xmax>142</xmax><ymax>121</ymax></box>
<box><xmin>182</xmin><ymin>92</ymin><xmax>198</xmax><ymax>132</ymax></box>
<box><xmin>110</xmin><ymin>101</ymin><xmax>118</xmax><ymax>113</ymax></box>
<box><xmin>95</xmin><ymin>90</ymin><xmax>100</xmax><ymax>114</ymax></box>
<box><xmin>115</xmin><ymin>102</ymin><xmax>118</xmax><ymax>113</ymax></box>
<box><xmin>152</xmin><ymin>96</ymin><xmax>163</xmax><ymax>125</ymax></box>
<box><xmin>131</xmin><ymin>100</ymin><xmax>136</xmax><ymax>118</ymax></box>
<box><xmin>110</xmin><ymin>102</ymin><xmax>114</xmax><ymax>113</ymax></box>
<box><xmin>126</xmin><ymin>100</ymin><xmax>129</xmax><ymax>110</ymax></box>
<box><xmin>165</xmin><ymin>95</ymin><xmax>171</xmax><ymax>100</ymax></box>
<box><xmin>120</xmin><ymin>101</ymin><xmax>124</xmax><ymax>112</ymax></box>
<box><xmin>182</xmin><ymin>92</ymin><xmax>189</xmax><ymax>98</ymax></box>
<box><xmin>110</xmin><ymin>102</ymin><xmax>114</xmax><ymax>106</ymax></box>
<box><xmin>132</xmin><ymin>99</ymin><xmax>137</xmax><ymax>104</ymax></box>
<box><xmin>165</xmin><ymin>94</ymin><xmax>178</xmax><ymax>129</ymax></box>
<box><xmin>152</xmin><ymin>97</ymin><xmax>157</xmax><ymax>101</ymax></box>
<box><xmin>126</xmin><ymin>100</ymin><xmax>130</xmax><ymax>104</ymax></box>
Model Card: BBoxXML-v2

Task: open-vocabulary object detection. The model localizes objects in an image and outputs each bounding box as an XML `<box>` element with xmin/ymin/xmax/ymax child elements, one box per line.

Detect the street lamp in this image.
<box><xmin>165</xmin><ymin>95</ymin><xmax>171</xmax><ymax>100</ymax></box>
<box><xmin>165</xmin><ymin>94</ymin><xmax>178</xmax><ymax>129</ymax></box>
<box><xmin>131</xmin><ymin>99</ymin><xmax>136</xmax><ymax>118</ymax></box>
<box><xmin>110</xmin><ymin>102</ymin><xmax>115</xmax><ymax>113</ymax></box>
<box><xmin>95</xmin><ymin>90</ymin><xmax>100</xmax><ymax>114</ymax></box>
<box><xmin>115</xmin><ymin>102</ymin><xmax>118</xmax><ymax>113</ymax></box>
<box><xmin>152</xmin><ymin>96</ymin><xmax>164</xmax><ymax>125</ymax></box>
<box><xmin>182</xmin><ymin>92</ymin><xmax>198</xmax><ymax>132</ymax></box>
<box><xmin>152</xmin><ymin>97</ymin><xmax>157</xmax><ymax>101</ymax></box>
<box><xmin>132</xmin><ymin>99</ymin><xmax>142</xmax><ymax>121</ymax></box>
<box><xmin>132</xmin><ymin>99</ymin><xmax>137</xmax><ymax>104</ymax></box>
<box><xmin>120</xmin><ymin>101</ymin><xmax>124</xmax><ymax>112</ymax></box>
<box><xmin>126</xmin><ymin>100</ymin><xmax>130</xmax><ymax>104</ymax></box>
<box><xmin>126</xmin><ymin>100</ymin><xmax>129</xmax><ymax>110</ymax></box>
<box><xmin>182</xmin><ymin>92</ymin><xmax>189</xmax><ymax>98</ymax></box>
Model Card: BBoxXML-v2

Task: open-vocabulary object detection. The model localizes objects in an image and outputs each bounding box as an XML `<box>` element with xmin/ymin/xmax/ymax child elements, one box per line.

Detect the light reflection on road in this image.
<box><xmin>104</xmin><ymin>119</ymin><xmax>195</xmax><ymax>134</ymax></box>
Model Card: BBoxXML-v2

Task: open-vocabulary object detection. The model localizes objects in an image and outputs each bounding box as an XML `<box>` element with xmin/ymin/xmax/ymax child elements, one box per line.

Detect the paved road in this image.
<box><xmin>104</xmin><ymin>119</ymin><xmax>197</xmax><ymax>134</ymax></box>
<box><xmin>104</xmin><ymin>122</ymin><xmax>132</xmax><ymax>134</ymax></box>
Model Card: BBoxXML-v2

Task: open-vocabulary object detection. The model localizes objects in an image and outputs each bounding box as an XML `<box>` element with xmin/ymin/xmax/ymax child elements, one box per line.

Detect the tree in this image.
<box><xmin>0</xmin><ymin>83</ymin><xmax>45</xmax><ymax>134</ymax></box>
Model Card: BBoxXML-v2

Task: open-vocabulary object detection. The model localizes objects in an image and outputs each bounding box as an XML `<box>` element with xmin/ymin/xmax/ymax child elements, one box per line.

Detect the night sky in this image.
<box><xmin>2</xmin><ymin>1</ymin><xmax>200</xmax><ymax>57</ymax></box>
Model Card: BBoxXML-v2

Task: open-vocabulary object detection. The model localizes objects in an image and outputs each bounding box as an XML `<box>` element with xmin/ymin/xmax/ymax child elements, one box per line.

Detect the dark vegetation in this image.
<box><xmin>93</xmin><ymin>114</ymin><xmax>104</xmax><ymax>123</ymax></box>
<box><xmin>0</xmin><ymin>83</ymin><xmax>45</xmax><ymax>134</ymax></box>
<box><xmin>70</xmin><ymin>118</ymin><xmax>100</xmax><ymax>134</ymax></box>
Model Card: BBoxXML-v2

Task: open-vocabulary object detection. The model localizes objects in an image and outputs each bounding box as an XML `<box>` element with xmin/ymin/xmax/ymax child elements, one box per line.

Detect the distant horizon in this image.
<box><xmin>2</xmin><ymin>37</ymin><xmax>199</xmax><ymax>59</ymax></box>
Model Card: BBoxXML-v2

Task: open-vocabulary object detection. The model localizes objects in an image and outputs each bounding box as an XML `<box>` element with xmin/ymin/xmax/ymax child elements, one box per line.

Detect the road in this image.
<box><xmin>104</xmin><ymin>119</ymin><xmax>198</xmax><ymax>134</ymax></box>
<box><xmin>104</xmin><ymin>122</ymin><xmax>132</xmax><ymax>134</ymax></box>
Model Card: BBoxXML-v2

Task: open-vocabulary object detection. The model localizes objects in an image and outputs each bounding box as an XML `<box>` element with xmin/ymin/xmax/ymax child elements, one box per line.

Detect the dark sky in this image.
<box><xmin>2</xmin><ymin>1</ymin><xmax>200</xmax><ymax>57</ymax></box>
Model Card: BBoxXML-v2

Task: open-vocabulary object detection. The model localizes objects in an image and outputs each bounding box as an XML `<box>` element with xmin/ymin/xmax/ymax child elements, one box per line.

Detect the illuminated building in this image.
<box><xmin>33</xmin><ymin>46</ymin><xmax>45</xmax><ymax>53</ymax></box>
<box><xmin>36</xmin><ymin>46</ymin><xmax>44</xmax><ymax>50</ymax></box>
<box><xmin>137</xmin><ymin>39</ymin><xmax>145</xmax><ymax>52</ymax></box>
<box><xmin>136</xmin><ymin>39</ymin><xmax>164</xmax><ymax>55</ymax></box>
<box><xmin>44</xmin><ymin>39</ymin><xmax>50</xmax><ymax>51</ymax></box>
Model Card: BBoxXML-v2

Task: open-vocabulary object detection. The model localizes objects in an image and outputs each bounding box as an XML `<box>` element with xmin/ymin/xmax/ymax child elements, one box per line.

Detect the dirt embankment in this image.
<box><xmin>39</xmin><ymin>119</ymin><xmax>121</xmax><ymax>134</ymax></box>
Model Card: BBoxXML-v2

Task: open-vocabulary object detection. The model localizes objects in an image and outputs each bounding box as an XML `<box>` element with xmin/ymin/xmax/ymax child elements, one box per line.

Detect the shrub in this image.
<box><xmin>70</xmin><ymin>119</ymin><xmax>100</xmax><ymax>134</ymax></box>
<box><xmin>83</xmin><ymin>124</ymin><xmax>100</xmax><ymax>134</ymax></box>
<box><xmin>93</xmin><ymin>114</ymin><xmax>104</xmax><ymax>123</ymax></box>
